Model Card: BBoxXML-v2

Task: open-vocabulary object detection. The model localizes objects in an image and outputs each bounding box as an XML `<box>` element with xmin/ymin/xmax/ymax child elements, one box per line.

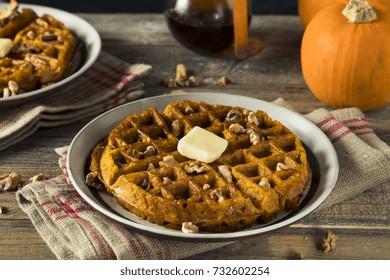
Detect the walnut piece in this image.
<box><xmin>184</xmin><ymin>162</ymin><xmax>205</xmax><ymax>174</ymax></box>
<box><xmin>229</xmin><ymin>123</ymin><xmax>246</xmax><ymax>134</ymax></box>
<box><xmin>292</xmin><ymin>252</ymin><xmax>305</xmax><ymax>260</ymax></box>
<box><xmin>159</xmin><ymin>155</ymin><xmax>178</xmax><ymax>167</ymax></box>
<box><xmin>0</xmin><ymin>171</ymin><xmax>22</xmax><ymax>191</ymax></box>
<box><xmin>247</xmin><ymin>128</ymin><xmax>262</xmax><ymax>145</ymax></box>
<box><xmin>214</xmin><ymin>75</ymin><xmax>231</xmax><ymax>86</ymax></box>
<box><xmin>225</xmin><ymin>109</ymin><xmax>242</xmax><ymax>121</ymax></box>
<box><xmin>0</xmin><ymin>203</ymin><xmax>6</xmax><ymax>214</ymax></box>
<box><xmin>162</xmin><ymin>64</ymin><xmax>201</xmax><ymax>88</ymax></box>
<box><xmin>176</xmin><ymin>64</ymin><xmax>187</xmax><ymax>83</ymax></box>
<box><xmin>28</xmin><ymin>173</ymin><xmax>46</xmax><ymax>183</ymax></box>
<box><xmin>181</xmin><ymin>222</ymin><xmax>199</xmax><ymax>234</ymax></box>
<box><xmin>171</xmin><ymin>120</ymin><xmax>182</xmax><ymax>138</ymax></box>
<box><xmin>143</xmin><ymin>145</ymin><xmax>156</xmax><ymax>158</ymax></box>
<box><xmin>248</xmin><ymin>112</ymin><xmax>259</xmax><ymax>126</ymax></box>
<box><xmin>162</xmin><ymin>177</ymin><xmax>172</xmax><ymax>184</ymax></box>
<box><xmin>210</xmin><ymin>189</ymin><xmax>226</xmax><ymax>203</ymax></box>
<box><xmin>259</xmin><ymin>177</ymin><xmax>271</xmax><ymax>190</ymax></box>
<box><xmin>276</xmin><ymin>162</ymin><xmax>288</xmax><ymax>171</ymax></box>
<box><xmin>147</xmin><ymin>163</ymin><xmax>155</xmax><ymax>170</ymax></box>
<box><xmin>203</xmin><ymin>184</ymin><xmax>211</xmax><ymax>190</ymax></box>
<box><xmin>218</xmin><ymin>165</ymin><xmax>233</xmax><ymax>184</ymax></box>
<box><xmin>319</xmin><ymin>231</ymin><xmax>338</xmax><ymax>253</ymax></box>
<box><xmin>85</xmin><ymin>171</ymin><xmax>105</xmax><ymax>190</ymax></box>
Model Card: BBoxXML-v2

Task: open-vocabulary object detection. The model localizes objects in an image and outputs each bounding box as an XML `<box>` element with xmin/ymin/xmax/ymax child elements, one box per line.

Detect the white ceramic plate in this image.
<box><xmin>0</xmin><ymin>3</ymin><xmax>101</xmax><ymax>109</ymax></box>
<box><xmin>67</xmin><ymin>93</ymin><xmax>339</xmax><ymax>241</ymax></box>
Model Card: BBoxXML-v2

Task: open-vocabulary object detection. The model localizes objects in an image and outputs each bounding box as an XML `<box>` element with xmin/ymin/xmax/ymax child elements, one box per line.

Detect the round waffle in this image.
<box><xmin>88</xmin><ymin>100</ymin><xmax>311</xmax><ymax>233</ymax></box>
<box><xmin>0</xmin><ymin>1</ymin><xmax>76</xmax><ymax>97</ymax></box>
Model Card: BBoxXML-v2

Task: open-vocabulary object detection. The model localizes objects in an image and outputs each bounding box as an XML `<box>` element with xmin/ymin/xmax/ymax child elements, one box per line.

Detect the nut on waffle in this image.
<box><xmin>88</xmin><ymin>100</ymin><xmax>311</xmax><ymax>233</ymax></box>
<box><xmin>0</xmin><ymin>1</ymin><xmax>77</xmax><ymax>98</ymax></box>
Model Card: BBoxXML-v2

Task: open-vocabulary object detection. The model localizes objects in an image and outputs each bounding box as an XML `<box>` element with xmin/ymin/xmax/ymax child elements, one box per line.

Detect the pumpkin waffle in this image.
<box><xmin>12</xmin><ymin>14</ymin><xmax>77</xmax><ymax>85</ymax></box>
<box><xmin>88</xmin><ymin>100</ymin><xmax>311</xmax><ymax>233</ymax></box>
<box><xmin>0</xmin><ymin>1</ymin><xmax>77</xmax><ymax>97</ymax></box>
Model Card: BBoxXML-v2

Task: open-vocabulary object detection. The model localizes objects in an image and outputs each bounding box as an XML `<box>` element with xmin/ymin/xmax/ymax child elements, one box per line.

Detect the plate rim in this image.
<box><xmin>0</xmin><ymin>3</ymin><xmax>101</xmax><ymax>108</ymax></box>
<box><xmin>67</xmin><ymin>93</ymin><xmax>339</xmax><ymax>241</ymax></box>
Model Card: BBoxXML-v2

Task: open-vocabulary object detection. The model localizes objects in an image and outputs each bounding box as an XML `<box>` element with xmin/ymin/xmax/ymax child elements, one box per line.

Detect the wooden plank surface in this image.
<box><xmin>0</xmin><ymin>14</ymin><xmax>389</xmax><ymax>260</ymax></box>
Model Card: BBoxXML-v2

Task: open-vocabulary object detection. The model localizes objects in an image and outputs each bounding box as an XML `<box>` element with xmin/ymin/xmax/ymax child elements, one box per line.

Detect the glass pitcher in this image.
<box><xmin>165</xmin><ymin>0</ymin><xmax>251</xmax><ymax>56</ymax></box>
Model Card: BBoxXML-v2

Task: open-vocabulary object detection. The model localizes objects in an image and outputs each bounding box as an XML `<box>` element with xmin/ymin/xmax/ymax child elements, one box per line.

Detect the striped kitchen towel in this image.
<box><xmin>0</xmin><ymin>51</ymin><xmax>152</xmax><ymax>151</ymax></box>
<box><xmin>15</xmin><ymin>99</ymin><xmax>390</xmax><ymax>259</ymax></box>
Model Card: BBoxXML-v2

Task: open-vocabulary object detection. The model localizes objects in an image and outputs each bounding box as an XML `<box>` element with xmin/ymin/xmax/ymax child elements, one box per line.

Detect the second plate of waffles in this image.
<box><xmin>68</xmin><ymin>93</ymin><xmax>339</xmax><ymax>240</ymax></box>
<box><xmin>0</xmin><ymin>1</ymin><xmax>101</xmax><ymax>108</ymax></box>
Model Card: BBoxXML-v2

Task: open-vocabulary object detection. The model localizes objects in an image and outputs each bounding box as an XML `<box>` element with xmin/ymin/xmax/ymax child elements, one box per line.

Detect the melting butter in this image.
<box><xmin>177</xmin><ymin>126</ymin><xmax>228</xmax><ymax>163</ymax></box>
<box><xmin>0</xmin><ymin>38</ymin><xmax>13</xmax><ymax>58</ymax></box>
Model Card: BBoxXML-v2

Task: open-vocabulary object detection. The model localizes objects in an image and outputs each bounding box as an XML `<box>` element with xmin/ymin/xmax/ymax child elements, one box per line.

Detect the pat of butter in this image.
<box><xmin>0</xmin><ymin>38</ymin><xmax>13</xmax><ymax>58</ymax></box>
<box><xmin>178</xmin><ymin>126</ymin><xmax>228</xmax><ymax>163</ymax></box>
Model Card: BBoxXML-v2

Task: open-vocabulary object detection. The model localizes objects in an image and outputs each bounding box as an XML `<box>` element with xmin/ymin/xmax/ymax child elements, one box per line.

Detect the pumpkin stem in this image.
<box><xmin>342</xmin><ymin>0</ymin><xmax>377</xmax><ymax>23</ymax></box>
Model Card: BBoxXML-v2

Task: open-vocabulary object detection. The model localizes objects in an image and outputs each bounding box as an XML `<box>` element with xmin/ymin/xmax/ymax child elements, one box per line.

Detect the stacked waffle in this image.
<box><xmin>89</xmin><ymin>100</ymin><xmax>311</xmax><ymax>233</ymax></box>
<box><xmin>0</xmin><ymin>0</ymin><xmax>76</xmax><ymax>97</ymax></box>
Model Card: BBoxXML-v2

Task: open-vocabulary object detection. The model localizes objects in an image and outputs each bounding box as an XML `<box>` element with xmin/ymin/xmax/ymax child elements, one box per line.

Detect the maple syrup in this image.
<box><xmin>165</xmin><ymin>8</ymin><xmax>234</xmax><ymax>55</ymax></box>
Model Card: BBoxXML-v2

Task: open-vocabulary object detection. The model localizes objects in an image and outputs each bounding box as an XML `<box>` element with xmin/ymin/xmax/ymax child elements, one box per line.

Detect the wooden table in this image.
<box><xmin>0</xmin><ymin>14</ymin><xmax>389</xmax><ymax>260</ymax></box>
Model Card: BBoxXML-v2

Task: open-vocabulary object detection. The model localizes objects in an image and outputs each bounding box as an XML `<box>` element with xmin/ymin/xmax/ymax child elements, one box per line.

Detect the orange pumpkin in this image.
<box><xmin>301</xmin><ymin>0</ymin><xmax>390</xmax><ymax>111</ymax></box>
<box><xmin>298</xmin><ymin>0</ymin><xmax>338</xmax><ymax>28</ymax></box>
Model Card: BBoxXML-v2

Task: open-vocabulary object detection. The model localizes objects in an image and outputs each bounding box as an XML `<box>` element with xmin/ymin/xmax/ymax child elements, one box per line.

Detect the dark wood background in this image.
<box><xmin>16</xmin><ymin>0</ymin><xmax>298</xmax><ymax>14</ymax></box>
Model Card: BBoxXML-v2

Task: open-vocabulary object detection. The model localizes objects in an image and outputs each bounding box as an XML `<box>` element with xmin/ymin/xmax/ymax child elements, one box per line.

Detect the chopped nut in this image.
<box><xmin>26</xmin><ymin>30</ymin><xmax>36</xmax><ymax>40</ymax></box>
<box><xmin>36</xmin><ymin>18</ymin><xmax>49</xmax><ymax>28</ymax></box>
<box><xmin>218</xmin><ymin>165</ymin><xmax>233</xmax><ymax>184</ymax></box>
<box><xmin>176</xmin><ymin>64</ymin><xmax>187</xmax><ymax>82</ymax></box>
<box><xmin>0</xmin><ymin>204</ymin><xmax>6</xmax><ymax>214</ymax></box>
<box><xmin>292</xmin><ymin>252</ymin><xmax>305</xmax><ymax>260</ymax></box>
<box><xmin>181</xmin><ymin>222</ymin><xmax>199</xmax><ymax>234</ymax></box>
<box><xmin>8</xmin><ymin>80</ymin><xmax>19</xmax><ymax>95</ymax></box>
<box><xmin>186</xmin><ymin>75</ymin><xmax>201</xmax><ymax>87</ymax></box>
<box><xmin>259</xmin><ymin>177</ymin><xmax>271</xmax><ymax>190</ymax></box>
<box><xmin>9</xmin><ymin>0</ymin><xmax>19</xmax><ymax>11</ymax></box>
<box><xmin>159</xmin><ymin>155</ymin><xmax>178</xmax><ymax>167</ymax></box>
<box><xmin>0</xmin><ymin>172</ymin><xmax>22</xmax><ymax>191</ymax></box>
<box><xmin>184</xmin><ymin>105</ymin><xmax>195</xmax><ymax>114</ymax></box>
<box><xmin>143</xmin><ymin>145</ymin><xmax>156</xmax><ymax>158</ymax></box>
<box><xmin>247</xmin><ymin>129</ymin><xmax>261</xmax><ymax>145</ymax></box>
<box><xmin>225</xmin><ymin>110</ymin><xmax>242</xmax><ymax>121</ymax></box>
<box><xmin>171</xmin><ymin>120</ymin><xmax>182</xmax><ymax>138</ymax></box>
<box><xmin>229</xmin><ymin>123</ymin><xmax>246</xmax><ymax>134</ymax></box>
<box><xmin>184</xmin><ymin>162</ymin><xmax>205</xmax><ymax>174</ymax></box>
<box><xmin>248</xmin><ymin>112</ymin><xmax>259</xmax><ymax>126</ymax></box>
<box><xmin>210</xmin><ymin>189</ymin><xmax>226</xmax><ymax>203</ymax></box>
<box><xmin>161</xmin><ymin>78</ymin><xmax>177</xmax><ymax>88</ymax></box>
<box><xmin>162</xmin><ymin>64</ymin><xmax>201</xmax><ymax>88</ymax></box>
<box><xmin>163</xmin><ymin>177</ymin><xmax>172</xmax><ymax>184</ymax></box>
<box><xmin>85</xmin><ymin>171</ymin><xmax>105</xmax><ymax>190</ymax></box>
<box><xmin>214</xmin><ymin>75</ymin><xmax>231</xmax><ymax>86</ymax></box>
<box><xmin>147</xmin><ymin>163</ymin><xmax>155</xmax><ymax>170</ymax></box>
<box><xmin>319</xmin><ymin>231</ymin><xmax>338</xmax><ymax>253</ymax></box>
<box><xmin>2</xmin><ymin>87</ymin><xmax>11</xmax><ymax>98</ymax></box>
<box><xmin>276</xmin><ymin>162</ymin><xmax>288</xmax><ymax>171</ymax></box>
<box><xmin>203</xmin><ymin>184</ymin><xmax>211</xmax><ymax>190</ymax></box>
<box><xmin>28</xmin><ymin>173</ymin><xmax>46</xmax><ymax>182</ymax></box>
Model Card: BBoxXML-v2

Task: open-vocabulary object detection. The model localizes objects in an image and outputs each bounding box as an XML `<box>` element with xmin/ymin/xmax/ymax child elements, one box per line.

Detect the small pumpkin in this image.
<box><xmin>301</xmin><ymin>0</ymin><xmax>390</xmax><ymax>111</ymax></box>
<box><xmin>298</xmin><ymin>0</ymin><xmax>338</xmax><ymax>29</ymax></box>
